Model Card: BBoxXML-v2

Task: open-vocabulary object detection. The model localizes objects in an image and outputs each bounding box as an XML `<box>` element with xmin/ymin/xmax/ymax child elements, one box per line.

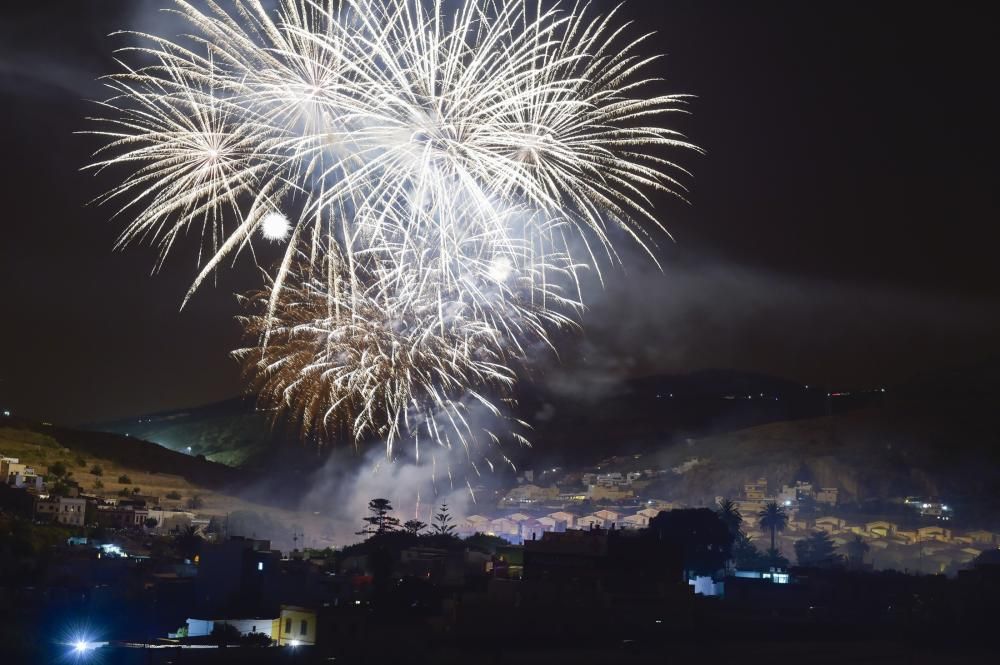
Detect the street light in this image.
<box><xmin>70</xmin><ymin>638</ymin><xmax>97</xmax><ymax>659</ymax></box>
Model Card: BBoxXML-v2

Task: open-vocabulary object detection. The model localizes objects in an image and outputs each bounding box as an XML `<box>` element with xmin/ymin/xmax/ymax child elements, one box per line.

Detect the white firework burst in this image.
<box><xmin>86</xmin><ymin>0</ymin><xmax>699</xmax><ymax>458</ymax></box>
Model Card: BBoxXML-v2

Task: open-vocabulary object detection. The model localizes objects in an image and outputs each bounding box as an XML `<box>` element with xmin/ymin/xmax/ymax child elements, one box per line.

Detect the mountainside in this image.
<box><xmin>4</xmin><ymin>416</ymin><xmax>238</xmax><ymax>488</ymax></box>
<box><xmin>0</xmin><ymin>416</ymin><xmax>339</xmax><ymax>549</ymax></box>
<box><xmin>84</xmin><ymin>362</ymin><xmax>1000</xmax><ymax>530</ymax></box>
<box><xmin>92</xmin><ymin>398</ymin><xmax>279</xmax><ymax>467</ymax></box>
<box><xmin>638</xmin><ymin>365</ymin><xmax>1000</xmax><ymax>526</ymax></box>
<box><xmin>92</xmin><ymin>370</ymin><xmax>854</xmax><ymax>468</ymax></box>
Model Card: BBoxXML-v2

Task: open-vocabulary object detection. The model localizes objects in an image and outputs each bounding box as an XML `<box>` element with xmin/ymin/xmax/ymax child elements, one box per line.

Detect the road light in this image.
<box><xmin>71</xmin><ymin>638</ymin><xmax>96</xmax><ymax>659</ymax></box>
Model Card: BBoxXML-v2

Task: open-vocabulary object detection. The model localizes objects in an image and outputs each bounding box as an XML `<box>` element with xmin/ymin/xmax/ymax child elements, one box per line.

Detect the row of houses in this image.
<box><xmin>801</xmin><ymin>515</ymin><xmax>997</xmax><ymax>548</ymax></box>
<box><xmin>736</xmin><ymin>478</ymin><xmax>839</xmax><ymax>518</ymax></box>
<box><xmin>1</xmin><ymin>479</ymin><xmax>196</xmax><ymax>534</ymax></box>
<box><xmin>457</xmin><ymin>505</ymin><xmax>684</xmax><ymax>543</ymax></box>
<box><xmin>759</xmin><ymin>514</ymin><xmax>997</xmax><ymax>574</ymax></box>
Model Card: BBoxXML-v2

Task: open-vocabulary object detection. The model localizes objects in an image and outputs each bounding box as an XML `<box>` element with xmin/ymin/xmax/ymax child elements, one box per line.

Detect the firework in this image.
<box><xmin>233</xmin><ymin>243</ymin><xmax>536</xmax><ymax>462</ymax></box>
<box><xmin>88</xmin><ymin>0</ymin><xmax>698</xmax><ymax>457</ymax></box>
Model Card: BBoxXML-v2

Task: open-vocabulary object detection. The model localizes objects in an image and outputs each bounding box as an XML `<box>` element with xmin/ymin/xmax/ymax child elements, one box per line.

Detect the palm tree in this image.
<box><xmin>716</xmin><ymin>498</ymin><xmax>743</xmax><ymax>536</ymax></box>
<box><xmin>845</xmin><ymin>534</ymin><xmax>870</xmax><ymax>568</ymax></box>
<box><xmin>758</xmin><ymin>501</ymin><xmax>789</xmax><ymax>552</ymax></box>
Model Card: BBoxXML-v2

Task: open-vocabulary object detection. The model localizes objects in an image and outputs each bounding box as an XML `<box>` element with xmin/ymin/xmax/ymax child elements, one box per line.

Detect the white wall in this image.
<box><xmin>186</xmin><ymin>618</ymin><xmax>276</xmax><ymax>638</ymax></box>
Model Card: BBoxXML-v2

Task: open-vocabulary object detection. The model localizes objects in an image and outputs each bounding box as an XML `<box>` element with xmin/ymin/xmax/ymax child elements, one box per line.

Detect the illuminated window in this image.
<box><xmin>257</xmin><ymin>561</ymin><xmax>264</xmax><ymax>571</ymax></box>
<box><xmin>300</xmin><ymin>619</ymin><xmax>308</xmax><ymax>636</ymax></box>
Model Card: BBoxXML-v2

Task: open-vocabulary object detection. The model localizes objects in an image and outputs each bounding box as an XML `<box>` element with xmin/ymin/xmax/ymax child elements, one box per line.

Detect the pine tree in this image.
<box><xmin>358</xmin><ymin>498</ymin><xmax>400</xmax><ymax>537</ymax></box>
<box><xmin>431</xmin><ymin>503</ymin><xmax>456</xmax><ymax>535</ymax></box>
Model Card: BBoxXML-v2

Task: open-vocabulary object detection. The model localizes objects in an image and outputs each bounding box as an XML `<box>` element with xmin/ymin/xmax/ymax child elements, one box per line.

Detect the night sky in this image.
<box><xmin>2</xmin><ymin>1</ymin><xmax>998</xmax><ymax>424</ymax></box>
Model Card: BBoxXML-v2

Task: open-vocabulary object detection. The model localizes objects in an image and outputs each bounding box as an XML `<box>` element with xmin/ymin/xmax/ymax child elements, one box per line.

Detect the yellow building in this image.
<box><xmin>587</xmin><ymin>485</ymin><xmax>633</xmax><ymax>501</ymax></box>
<box><xmin>273</xmin><ymin>605</ymin><xmax>317</xmax><ymax>646</ymax></box>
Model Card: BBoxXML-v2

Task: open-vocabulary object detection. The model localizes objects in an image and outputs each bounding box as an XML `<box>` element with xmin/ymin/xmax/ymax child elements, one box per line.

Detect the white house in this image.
<box><xmin>593</xmin><ymin>509</ymin><xmax>622</xmax><ymax>524</ymax></box>
<box><xmin>814</xmin><ymin>516</ymin><xmax>846</xmax><ymax>533</ymax></box>
<box><xmin>57</xmin><ymin>497</ymin><xmax>87</xmax><ymax>527</ymax></box>
<box><xmin>460</xmin><ymin>515</ymin><xmax>490</xmax><ymax>534</ymax></box>
<box><xmin>537</xmin><ymin>516</ymin><xmax>564</xmax><ymax>532</ymax></box>
<box><xmin>489</xmin><ymin>518</ymin><xmax>519</xmax><ymax>537</ymax></box>
<box><xmin>622</xmin><ymin>514</ymin><xmax>649</xmax><ymax>529</ymax></box>
<box><xmin>576</xmin><ymin>515</ymin><xmax>604</xmax><ymax>530</ymax></box>
<box><xmin>547</xmin><ymin>511</ymin><xmax>576</xmax><ymax>528</ymax></box>
<box><xmin>186</xmin><ymin>618</ymin><xmax>276</xmax><ymax>639</ymax></box>
<box><xmin>145</xmin><ymin>509</ymin><xmax>195</xmax><ymax>534</ymax></box>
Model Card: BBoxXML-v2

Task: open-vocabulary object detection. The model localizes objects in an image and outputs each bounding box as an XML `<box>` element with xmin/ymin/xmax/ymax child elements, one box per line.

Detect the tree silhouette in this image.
<box><xmin>647</xmin><ymin>508</ymin><xmax>734</xmax><ymax>577</ymax></box>
<box><xmin>176</xmin><ymin>525</ymin><xmax>202</xmax><ymax>560</ymax></box>
<box><xmin>431</xmin><ymin>503</ymin><xmax>456</xmax><ymax>535</ymax></box>
<box><xmin>758</xmin><ymin>501</ymin><xmax>789</xmax><ymax>552</ymax></box>
<box><xmin>794</xmin><ymin>530</ymin><xmax>844</xmax><ymax>568</ymax></box>
<box><xmin>763</xmin><ymin>546</ymin><xmax>790</xmax><ymax>569</ymax></box>
<box><xmin>358</xmin><ymin>498</ymin><xmax>400</xmax><ymax>537</ymax></box>
<box><xmin>732</xmin><ymin>531</ymin><xmax>763</xmax><ymax>569</ymax></box>
<box><xmin>211</xmin><ymin>622</ymin><xmax>241</xmax><ymax>647</ymax></box>
<box><xmin>716</xmin><ymin>498</ymin><xmax>743</xmax><ymax>536</ymax></box>
<box><xmin>845</xmin><ymin>534</ymin><xmax>870</xmax><ymax>568</ymax></box>
<box><xmin>403</xmin><ymin>519</ymin><xmax>427</xmax><ymax>535</ymax></box>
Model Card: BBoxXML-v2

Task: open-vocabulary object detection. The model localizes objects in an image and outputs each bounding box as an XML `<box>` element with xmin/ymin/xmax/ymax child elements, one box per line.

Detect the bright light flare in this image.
<box><xmin>489</xmin><ymin>256</ymin><xmax>514</xmax><ymax>283</ymax></box>
<box><xmin>260</xmin><ymin>211</ymin><xmax>291</xmax><ymax>241</ymax></box>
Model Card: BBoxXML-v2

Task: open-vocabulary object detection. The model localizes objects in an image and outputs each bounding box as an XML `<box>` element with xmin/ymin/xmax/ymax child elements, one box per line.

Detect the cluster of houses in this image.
<box><xmin>1</xmin><ymin>454</ymin><xmax>45</xmax><ymax>491</ymax></box>
<box><xmin>31</xmin><ymin>488</ymin><xmax>196</xmax><ymax>533</ymax></box>
<box><xmin>502</xmin><ymin>461</ymin><xmax>671</xmax><ymax>506</ymax></box>
<box><xmin>461</xmin><ymin>473</ymin><xmax>1000</xmax><ymax>572</ymax></box>
<box><xmin>456</xmin><ymin>502</ymin><xmax>681</xmax><ymax>544</ymax></box>
<box><xmin>1</xmin><ymin>452</ymin><xmax>196</xmax><ymax>534</ymax></box>
<box><xmin>734</xmin><ymin>478</ymin><xmax>838</xmax><ymax>519</ymax></box>
<box><xmin>732</xmin><ymin>478</ymin><xmax>996</xmax><ymax>574</ymax></box>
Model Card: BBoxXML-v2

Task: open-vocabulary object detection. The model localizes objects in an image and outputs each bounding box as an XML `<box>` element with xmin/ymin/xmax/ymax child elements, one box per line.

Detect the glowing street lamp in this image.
<box><xmin>70</xmin><ymin>638</ymin><xmax>96</xmax><ymax>659</ymax></box>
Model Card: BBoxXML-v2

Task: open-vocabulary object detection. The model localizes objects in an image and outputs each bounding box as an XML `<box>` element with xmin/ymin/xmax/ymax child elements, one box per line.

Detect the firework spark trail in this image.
<box><xmin>87</xmin><ymin>0</ymin><xmax>699</xmax><ymax>461</ymax></box>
